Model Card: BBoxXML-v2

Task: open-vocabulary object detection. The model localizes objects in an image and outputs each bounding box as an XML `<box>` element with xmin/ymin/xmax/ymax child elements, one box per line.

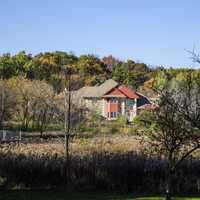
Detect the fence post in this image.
<box><xmin>19</xmin><ymin>130</ymin><xmax>22</xmax><ymax>141</ymax></box>
<box><xmin>2</xmin><ymin>130</ymin><xmax>6</xmax><ymax>141</ymax></box>
<box><xmin>17</xmin><ymin>130</ymin><xmax>22</xmax><ymax>145</ymax></box>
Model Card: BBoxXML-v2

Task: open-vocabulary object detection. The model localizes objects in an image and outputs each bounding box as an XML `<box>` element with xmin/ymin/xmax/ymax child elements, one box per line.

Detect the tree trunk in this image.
<box><xmin>165</xmin><ymin>153</ymin><xmax>174</xmax><ymax>200</ymax></box>
<box><xmin>40</xmin><ymin>126</ymin><xmax>44</xmax><ymax>138</ymax></box>
<box><xmin>165</xmin><ymin>171</ymin><xmax>172</xmax><ymax>200</ymax></box>
<box><xmin>64</xmin><ymin>70</ymin><xmax>72</xmax><ymax>187</ymax></box>
<box><xmin>40</xmin><ymin>108</ymin><xmax>47</xmax><ymax>138</ymax></box>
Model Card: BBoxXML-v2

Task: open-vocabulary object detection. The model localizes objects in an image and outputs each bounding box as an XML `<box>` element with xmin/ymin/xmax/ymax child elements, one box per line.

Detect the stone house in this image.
<box><xmin>73</xmin><ymin>79</ymin><xmax>155</xmax><ymax>122</ymax></box>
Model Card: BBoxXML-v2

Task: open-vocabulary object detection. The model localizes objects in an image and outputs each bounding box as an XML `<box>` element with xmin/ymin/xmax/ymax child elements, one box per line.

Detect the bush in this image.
<box><xmin>109</xmin><ymin>126</ymin><xmax>119</xmax><ymax>134</ymax></box>
<box><xmin>0</xmin><ymin>151</ymin><xmax>199</xmax><ymax>194</ymax></box>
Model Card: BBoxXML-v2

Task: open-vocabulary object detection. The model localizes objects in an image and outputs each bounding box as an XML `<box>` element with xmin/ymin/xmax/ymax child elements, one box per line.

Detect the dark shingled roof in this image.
<box><xmin>73</xmin><ymin>79</ymin><xmax>119</xmax><ymax>98</ymax></box>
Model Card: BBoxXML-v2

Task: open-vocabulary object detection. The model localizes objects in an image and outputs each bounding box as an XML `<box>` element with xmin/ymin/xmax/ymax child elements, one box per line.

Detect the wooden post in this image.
<box><xmin>19</xmin><ymin>129</ymin><xmax>22</xmax><ymax>144</ymax></box>
<box><xmin>2</xmin><ymin>130</ymin><xmax>6</xmax><ymax>141</ymax></box>
<box><xmin>64</xmin><ymin>72</ymin><xmax>71</xmax><ymax>160</ymax></box>
<box><xmin>63</xmin><ymin>66</ymin><xmax>72</xmax><ymax>186</ymax></box>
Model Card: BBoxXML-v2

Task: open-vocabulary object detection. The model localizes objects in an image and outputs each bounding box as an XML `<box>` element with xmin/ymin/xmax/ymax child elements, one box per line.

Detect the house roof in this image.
<box><xmin>103</xmin><ymin>85</ymin><xmax>139</xmax><ymax>99</ymax></box>
<box><xmin>97</xmin><ymin>79</ymin><xmax>119</xmax><ymax>96</ymax></box>
<box><xmin>74</xmin><ymin>79</ymin><xmax>119</xmax><ymax>98</ymax></box>
<box><xmin>118</xmin><ymin>85</ymin><xmax>139</xmax><ymax>99</ymax></box>
<box><xmin>103</xmin><ymin>87</ymin><xmax>126</xmax><ymax>98</ymax></box>
<box><xmin>74</xmin><ymin>86</ymin><xmax>99</xmax><ymax>98</ymax></box>
<box><xmin>73</xmin><ymin>79</ymin><xmax>140</xmax><ymax>99</ymax></box>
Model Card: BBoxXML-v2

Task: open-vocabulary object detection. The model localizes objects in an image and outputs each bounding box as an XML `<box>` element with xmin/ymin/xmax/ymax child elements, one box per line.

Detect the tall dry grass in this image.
<box><xmin>0</xmin><ymin>136</ymin><xmax>199</xmax><ymax>193</ymax></box>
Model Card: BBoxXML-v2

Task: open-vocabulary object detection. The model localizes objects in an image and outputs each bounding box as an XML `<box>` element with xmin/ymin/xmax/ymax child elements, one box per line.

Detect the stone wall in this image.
<box><xmin>84</xmin><ymin>98</ymin><xmax>103</xmax><ymax>115</ymax></box>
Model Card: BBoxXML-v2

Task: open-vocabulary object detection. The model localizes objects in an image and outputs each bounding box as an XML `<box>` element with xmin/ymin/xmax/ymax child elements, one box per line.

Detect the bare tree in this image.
<box><xmin>186</xmin><ymin>48</ymin><xmax>200</xmax><ymax>64</ymax></box>
<box><xmin>7</xmin><ymin>77</ymin><xmax>34</xmax><ymax>130</ymax></box>
<box><xmin>61</xmin><ymin>63</ymin><xmax>76</xmax><ymax>186</ymax></box>
<box><xmin>31</xmin><ymin>80</ymin><xmax>56</xmax><ymax>137</ymax></box>
<box><xmin>5</xmin><ymin>77</ymin><xmax>57</xmax><ymax>134</ymax></box>
<box><xmin>0</xmin><ymin>79</ymin><xmax>4</xmax><ymax>129</ymax></box>
<box><xmin>136</xmin><ymin>72</ymin><xmax>200</xmax><ymax>200</ymax></box>
<box><xmin>0</xmin><ymin>79</ymin><xmax>16</xmax><ymax>130</ymax></box>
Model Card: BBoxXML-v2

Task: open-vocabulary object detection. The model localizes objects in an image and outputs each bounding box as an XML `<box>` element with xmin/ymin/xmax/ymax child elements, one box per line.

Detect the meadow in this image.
<box><xmin>0</xmin><ymin>134</ymin><xmax>143</xmax><ymax>156</ymax></box>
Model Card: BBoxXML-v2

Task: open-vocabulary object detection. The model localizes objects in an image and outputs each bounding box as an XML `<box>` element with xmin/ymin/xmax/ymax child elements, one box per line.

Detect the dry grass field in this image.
<box><xmin>0</xmin><ymin>135</ymin><xmax>145</xmax><ymax>156</ymax></box>
<box><xmin>0</xmin><ymin>134</ymin><xmax>199</xmax><ymax>193</ymax></box>
<box><xmin>1</xmin><ymin>134</ymin><xmax>200</xmax><ymax>157</ymax></box>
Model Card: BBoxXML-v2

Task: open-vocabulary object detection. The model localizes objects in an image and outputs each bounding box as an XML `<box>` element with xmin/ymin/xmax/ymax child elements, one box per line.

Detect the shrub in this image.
<box><xmin>0</xmin><ymin>151</ymin><xmax>199</xmax><ymax>194</ymax></box>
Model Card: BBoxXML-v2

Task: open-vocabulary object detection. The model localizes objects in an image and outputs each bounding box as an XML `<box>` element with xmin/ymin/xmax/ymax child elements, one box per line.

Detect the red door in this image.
<box><xmin>107</xmin><ymin>99</ymin><xmax>118</xmax><ymax>119</ymax></box>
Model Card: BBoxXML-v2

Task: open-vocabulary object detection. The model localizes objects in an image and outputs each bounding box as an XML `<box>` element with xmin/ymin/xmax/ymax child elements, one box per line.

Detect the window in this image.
<box><xmin>110</xmin><ymin>98</ymin><xmax>118</xmax><ymax>103</ymax></box>
<box><xmin>111</xmin><ymin>112</ymin><xmax>114</xmax><ymax>118</ymax></box>
<box><xmin>108</xmin><ymin>112</ymin><xmax>117</xmax><ymax>118</ymax></box>
<box><xmin>111</xmin><ymin>112</ymin><xmax>117</xmax><ymax>118</ymax></box>
<box><xmin>126</xmin><ymin>99</ymin><xmax>134</xmax><ymax>106</ymax></box>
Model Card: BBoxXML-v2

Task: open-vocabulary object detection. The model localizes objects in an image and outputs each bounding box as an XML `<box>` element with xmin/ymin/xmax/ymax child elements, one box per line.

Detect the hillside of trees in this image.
<box><xmin>1</xmin><ymin>51</ymin><xmax>200</xmax><ymax>92</ymax></box>
<box><xmin>1</xmin><ymin>50</ymin><xmax>200</xmax><ymax>133</ymax></box>
<box><xmin>0</xmin><ymin>51</ymin><xmax>153</xmax><ymax>92</ymax></box>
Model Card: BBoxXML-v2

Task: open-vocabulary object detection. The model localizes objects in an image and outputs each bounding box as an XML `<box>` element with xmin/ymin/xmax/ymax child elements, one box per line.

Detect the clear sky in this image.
<box><xmin>1</xmin><ymin>0</ymin><xmax>200</xmax><ymax>67</ymax></box>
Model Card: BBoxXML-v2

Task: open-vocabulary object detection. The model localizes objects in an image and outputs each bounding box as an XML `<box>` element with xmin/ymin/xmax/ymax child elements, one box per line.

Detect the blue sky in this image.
<box><xmin>0</xmin><ymin>0</ymin><xmax>200</xmax><ymax>67</ymax></box>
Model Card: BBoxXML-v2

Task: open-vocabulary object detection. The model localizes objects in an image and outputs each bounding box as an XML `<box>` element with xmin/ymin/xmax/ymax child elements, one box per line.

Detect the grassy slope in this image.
<box><xmin>0</xmin><ymin>191</ymin><xmax>200</xmax><ymax>200</ymax></box>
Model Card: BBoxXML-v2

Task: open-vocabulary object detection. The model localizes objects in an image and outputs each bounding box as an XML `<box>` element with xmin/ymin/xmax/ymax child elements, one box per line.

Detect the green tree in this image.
<box><xmin>0</xmin><ymin>51</ymin><xmax>31</xmax><ymax>79</ymax></box>
<box><xmin>13</xmin><ymin>51</ymin><xmax>32</xmax><ymax>76</ymax></box>
<box><xmin>77</xmin><ymin>55</ymin><xmax>108</xmax><ymax>85</ymax></box>
<box><xmin>25</xmin><ymin>51</ymin><xmax>78</xmax><ymax>92</ymax></box>
<box><xmin>25</xmin><ymin>51</ymin><xmax>78</xmax><ymax>80</ymax></box>
<box><xmin>0</xmin><ymin>53</ymin><xmax>16</xmax><ymax>79</ymax></box>
<box><xmin>112</xmin><ymin>61</ymin><xmax>147</xmax><ymax>89</ymax></box>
